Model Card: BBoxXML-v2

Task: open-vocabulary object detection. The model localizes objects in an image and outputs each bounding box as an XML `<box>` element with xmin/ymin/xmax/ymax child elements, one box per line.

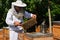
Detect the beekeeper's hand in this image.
<box><xmin>14</xmin><ymin>21</ymin><xmax>22</xmax><ymax>26</ymax></box>
<box><xmin>31</xmin><ymin>14</ymin><xmax>36</xmax><ymax>19</ymax></box>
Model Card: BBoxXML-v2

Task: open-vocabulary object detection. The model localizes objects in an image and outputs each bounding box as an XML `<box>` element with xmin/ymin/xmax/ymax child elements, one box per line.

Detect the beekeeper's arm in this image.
<box><xmin>24</xmin><ymin>11</ymin><xmax>36</xmax><ymax>19</ymax></box>
<box><xmin>6</xmin><ymin>9</ymin><xmax>15</xmax><ymax>26</ymax></box>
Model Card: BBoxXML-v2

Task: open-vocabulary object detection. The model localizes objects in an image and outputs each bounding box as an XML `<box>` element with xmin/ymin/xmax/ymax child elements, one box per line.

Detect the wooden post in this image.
<box><xmin>48</xmin><ymin>0</ymin><xmax>52</xmax><ymax>34</ymax></box>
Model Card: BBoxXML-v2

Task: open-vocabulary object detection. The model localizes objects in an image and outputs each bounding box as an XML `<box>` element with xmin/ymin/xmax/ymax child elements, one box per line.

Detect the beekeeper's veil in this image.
<box><xmin>11</xmin><ymin>0</ymin><xmax>27</xmax><ymax>19</ymax></box>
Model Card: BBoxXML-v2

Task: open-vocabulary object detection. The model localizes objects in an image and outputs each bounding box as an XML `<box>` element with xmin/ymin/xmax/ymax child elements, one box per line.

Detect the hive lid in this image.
<box><xmin>25</xmin><ymin>32</ymin><xmax>52</xmax><ymax>38</ymax></box>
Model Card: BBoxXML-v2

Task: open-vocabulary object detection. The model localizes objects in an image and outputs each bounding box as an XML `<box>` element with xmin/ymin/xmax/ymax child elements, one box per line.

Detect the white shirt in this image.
<box><xmin>6</xmin><ymin>9</ymin><xmax>32</xmax><ymax>31</ymax></box>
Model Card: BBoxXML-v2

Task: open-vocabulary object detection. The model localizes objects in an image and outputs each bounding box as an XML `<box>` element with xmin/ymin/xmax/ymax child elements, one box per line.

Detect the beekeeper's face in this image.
<box><xmin>14</xmin><ymin>6</ymin><xmax>24</xmax><ymax>12</ymax></box>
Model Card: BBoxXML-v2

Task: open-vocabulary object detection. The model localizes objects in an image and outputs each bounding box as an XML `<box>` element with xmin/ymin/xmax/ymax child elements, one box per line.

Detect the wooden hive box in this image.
<box><xmin>0</xmin><ymin>29</ymin><xmax>3</xmax><ymax>40</ymax></box>
<box><xmin>3</xmin><ymin>27</ymin><xmax>9</xmax><ymax>40</ymax></box>
<box><xmin>53</xmin><ymin>21</ymin><xmax>60</xmax><ymax>39</ymax></box>
<box><xmin>0</xmin><ymin>28</ymin><xmax>9</xmax><ymax>40</ymax></box>
<box><xmin>53</xmin><ymin>24</ymin><xmax>60</xmax><ymax>39</ymax></box>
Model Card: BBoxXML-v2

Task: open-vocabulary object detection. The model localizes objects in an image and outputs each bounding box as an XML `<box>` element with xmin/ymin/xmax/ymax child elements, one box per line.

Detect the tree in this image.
<box><xmin>0</xmin><ymin>0</ymin><xmax>60</xmax><ymax>28</ymax></box>
<box><xmin>0</xmin><ymin>0</ymin><xmax>15</xmax><ymax>28</ymax></box>
<box><xmin>47</xmin><ymin>0</ymin><xmax>60</xmax><ymax>21</ymax></box>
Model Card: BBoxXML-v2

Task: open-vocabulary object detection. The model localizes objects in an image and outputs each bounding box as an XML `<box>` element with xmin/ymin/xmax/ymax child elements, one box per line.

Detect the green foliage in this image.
<box><xmin>0</xmin><ymin>0</ymin><xmax>15</xmax><ymax>28</ymax></box>
<box><xmin>50</xmin><ymin>1</ymin><xmax>60</xmax><ymax>20</ymax></box>
<box><xmin>0</xmin><ymin>0</ymin><xmax>60</xmax><ymax>28</ymax></box>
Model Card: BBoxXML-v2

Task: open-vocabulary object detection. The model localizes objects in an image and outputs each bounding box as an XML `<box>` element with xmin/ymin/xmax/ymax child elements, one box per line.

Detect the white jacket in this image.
<box><xmin>6</xmin><ymin>8</ymin><xmax>32</xmax><ymax>31</ymax></box>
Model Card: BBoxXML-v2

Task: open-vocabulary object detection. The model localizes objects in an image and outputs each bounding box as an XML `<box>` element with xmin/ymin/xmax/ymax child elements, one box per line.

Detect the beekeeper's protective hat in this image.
<box><xmin>12</xmin><ymin>0</ymin><xmax>27</xmax><ymax>7</ymax></box>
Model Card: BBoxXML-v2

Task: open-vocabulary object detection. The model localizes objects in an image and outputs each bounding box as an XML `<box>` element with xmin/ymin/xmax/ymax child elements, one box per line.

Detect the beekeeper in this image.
<box><xmin>5</xmin><ymin>0</ymin><xmax>36</xmax><ymax>40</ymax></box>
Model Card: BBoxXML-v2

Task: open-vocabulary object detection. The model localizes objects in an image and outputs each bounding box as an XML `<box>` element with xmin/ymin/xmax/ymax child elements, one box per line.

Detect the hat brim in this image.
<box><xmin>12</xmin><ymin>2</ymin><xmax>27</xmax><ymax>7</ymax></box>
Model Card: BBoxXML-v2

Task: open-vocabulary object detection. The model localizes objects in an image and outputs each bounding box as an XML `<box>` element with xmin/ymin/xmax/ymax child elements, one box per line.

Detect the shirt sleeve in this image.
<box><xmin>24</xmin><ymin>11</ymin><xmax>33</xmax><ymax>18</ymax></box>
<box><xmin>5</xmin><ymin>9</ymin><xmax>14</xmax><ymax>26</ymax></box>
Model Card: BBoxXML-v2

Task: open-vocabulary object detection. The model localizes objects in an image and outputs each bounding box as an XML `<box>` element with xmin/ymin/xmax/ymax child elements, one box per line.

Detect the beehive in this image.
<box><xmin>18</xmin><ymin>33</ymin><xmax>54</xmax><ymax>40</ymax></box>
